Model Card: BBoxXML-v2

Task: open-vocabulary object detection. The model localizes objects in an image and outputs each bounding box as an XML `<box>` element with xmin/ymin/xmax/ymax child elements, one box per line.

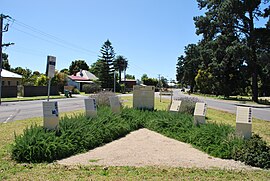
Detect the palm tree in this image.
<box><xmin>113</xmin><ymin>55</ymin><xmax>128</xmax><ymax>82</ymax></box>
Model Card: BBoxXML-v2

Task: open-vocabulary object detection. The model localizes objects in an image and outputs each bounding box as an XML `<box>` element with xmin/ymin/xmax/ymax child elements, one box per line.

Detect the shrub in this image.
<box><xmin>232</xmin><ymin>134</ymin><xmax>270</xmax><ymax>168</ymax></box>
<box><xmin>177</xmin><ymin>97</ymin><xmax>202</xmax><ymax>115</ymax></box>
<box><xmin>11</xmin><ymin>107</ymin><xmax>142</xmax><ymax>163</ymax></box>
<box><xmin>89</xmin><ymin>91</ymin><xmax>120</xmax><ymax>107</ymax></box>
<box><xmin>11</xmin><ymin>107</ymin><xmax>270</xmax><ymax>169</ymax></box>
<box><xmin>82</xmin><ymin>84</ymin><xmax>100</xmax><ymax>94</ymax></box>
<box><xmin>73</xmin><ymin>88</ymin><xmax>80</xmax><ymax>94</ymax></box>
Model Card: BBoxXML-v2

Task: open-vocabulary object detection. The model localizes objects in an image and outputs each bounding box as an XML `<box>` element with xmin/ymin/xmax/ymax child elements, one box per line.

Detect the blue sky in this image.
<box><xmin>2</xmin><ymin>0</ymin><xmax>204</xmax><ymax>81</ymax></box>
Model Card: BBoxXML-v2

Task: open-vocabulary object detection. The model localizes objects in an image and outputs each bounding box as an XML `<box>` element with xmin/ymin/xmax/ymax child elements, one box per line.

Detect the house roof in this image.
<box><xmin>68</xmin><ymin>75</ymin><xmax>89</xmax><ymax>81</ymax></box>
<box><xmin>76</xmin><ymin>70</ymin><xmax>98</xmax><ymax>80</ymax></box>
<box><xmin>1</xmin><ymin>69</ymin><xmax>22</xmax><ymax>79</ymax></box>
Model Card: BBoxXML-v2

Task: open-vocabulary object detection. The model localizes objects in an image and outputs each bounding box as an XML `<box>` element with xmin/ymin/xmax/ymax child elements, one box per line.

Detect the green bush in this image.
<box><xmin>82</xmin><ymin>84</ymin><xmax>100</xmax><ymax>94</ymax></box>
<box><xmin>73</xmin><ymin>88</ymin><xmax>80</xmax><ymax>94</ymax></box>
<box><xmin>89</xmin><ymin>91</ymin><xmax>119</xmax><ymax>107</ymax></box>
<box><xmin>232</xmin><ymin>134</ymin><xmax>270</xmax><ymax>168</ymax></box>
<box><xmin>177</xmin><ymin>97</ymin><xmax>202</xmax><ymax>115</ymax></box>
<box><xmin>11</xmin><ymin>107</ymin><xmax>270</xmax><ymax>169</ymax></box>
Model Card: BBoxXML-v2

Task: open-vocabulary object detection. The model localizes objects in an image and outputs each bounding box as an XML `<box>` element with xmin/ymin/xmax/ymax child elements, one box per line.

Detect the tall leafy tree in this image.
<box><xmin>194</xmin><ymin>0</ymin><xmax>270</xmax><ymax>102</ymax></box>
<box><xmin>176</xmin><ymin>44</ymin><xmax>201</xmax><ymax>93</ymax></box>
<box><xmin>69</xmin><ymin>60</ymin><xmax>89</xmax><ymax>75</ymax></box>
<box><xmin>1</xmin><ymin>53</ymin><xmax>11</xmax><ymax>71</ymax></box>
<box><xmin>113</xmin><ymin>55</ymin><xmax>128</xmax><ymax>81</ymax></box>
<box><xmin>99</xmin><ymin>39</ymin><xmax>115</xmax><ymax>88</ymax></box>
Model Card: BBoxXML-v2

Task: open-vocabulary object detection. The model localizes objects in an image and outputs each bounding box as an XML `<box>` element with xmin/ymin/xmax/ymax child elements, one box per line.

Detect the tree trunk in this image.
<box><xmin>249</xmin><ymin>11</ymin><xmax>259</xmax><ymax>102</ymax></box>
<box><xmin>119</xmin><ymin>70</ymin><xmax>121</xmax><ymax>82</ymax></box>
<box><xmin>252</xmin><ymin>65</ymin><xmax>258</xmax><ymax>102</ymax></box>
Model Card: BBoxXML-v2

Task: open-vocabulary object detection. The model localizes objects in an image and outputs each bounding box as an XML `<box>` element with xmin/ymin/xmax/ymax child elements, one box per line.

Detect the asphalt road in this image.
<box><xmin>0</xmin><ymin>91</ymin><xmax>269</xmax><ymax>123</ymax></box>
<box><xmin>171</xmin><ymin>89</ymin><xmax>270</xmax><ymax>122</ymax></box>
<box><xmin>0</xmin><ymin>95</ymin><xmax>89</xmax><ymax>123</ymax></box>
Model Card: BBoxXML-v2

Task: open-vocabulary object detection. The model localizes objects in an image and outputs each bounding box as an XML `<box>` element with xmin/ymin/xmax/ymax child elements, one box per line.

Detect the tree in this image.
<box><xmin>60</xmin><ymin>68</ymin><xmax>70</xmax><ymax>75</ymax></box>
<box><xmin>113</xmin><ymin>55</ymin><xmax>128</xmax><ymax>81</ymax></box>
<box><xmin>98</xmin><ymin>39</ymin><xmax>115</xmax><ymax>88</ymax></box>
<box><xmin>35</xmin><ymin>74</ymin><xmax>47</xmax><ymax>86</ymax></box>
<box><xmin>141</xmin><ymin>74</ymin><xmax>158</xmax><ymax>86</ymax></box>
<box><xmin>89</xmin><ymin>59</ymin><xmax>104</xmax><ymax>79</ymax></box>
<box><xmin>1</xmin><ymin>53</ymin><xmax>11</xmax><ymax>70</ymax></box>
<box><xmin>176</xmin><ymin>44</ymin><xmax>201</xmax><ymax>93</ymax></box>
<box><xmin>125</xmin><ymin>74</ymin><xmax>135</xmax><ymax>79</ymax></box>
<box><xmin>51</xmin><ymin>71</ymin><xmax>67</xmax><ymax>92</ymax></box>
<box><xmin>69</xmin><ymin>60</ymin><xmax>89</xmax><ymax>75</ymax></box>
<box><xmin>194</xmin><ymin>0</ymin><xmax>270</xmax><ymax>102</ymax></box>
<box><xmin>141</xmin><ymin>74</ymin><xmax>148</xmax><ymax>81</ymax></box>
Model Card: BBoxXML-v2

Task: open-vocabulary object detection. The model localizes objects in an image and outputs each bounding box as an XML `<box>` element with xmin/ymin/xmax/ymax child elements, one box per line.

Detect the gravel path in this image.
<box><xmin>58</xmin><ymin>128</ymin><xmax>257</xmax><ymax>170</ymax></box>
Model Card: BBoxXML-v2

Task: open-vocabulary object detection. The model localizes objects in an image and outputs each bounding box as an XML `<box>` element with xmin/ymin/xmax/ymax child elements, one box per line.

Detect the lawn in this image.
<box><xmin>2</xmin><ymin>95</ymin><xmax>65</xmax><ymax>102</ymax></box>
<box><xmin>0</xmin><ymin>96</ymin><xmax>270</xmax><ymax>180</ymax></box>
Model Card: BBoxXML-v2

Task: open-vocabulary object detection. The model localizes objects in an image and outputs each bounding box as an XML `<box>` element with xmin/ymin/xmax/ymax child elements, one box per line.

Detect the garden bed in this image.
<box><xmin>11</xmin><ymin>107</ymin><xmax>270</xmax><ymax>169</ymax></box>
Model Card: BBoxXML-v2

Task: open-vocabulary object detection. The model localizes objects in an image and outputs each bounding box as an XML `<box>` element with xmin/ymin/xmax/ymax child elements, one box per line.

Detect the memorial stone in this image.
<box><xmin>109</xmin><ymin>96</ymin><xmax>121</xmax><ymax>113</ymax></box>
<box><xmin>43</xmin><ymin>101</ymin><xmax>59</xmax><ymax>130</ymax></box>
<box><xmin>133</xmin><ymin>85</ymin><xmax>155</xmax><ymax>110</ymax></box>
<box><xmin>236</xmin><ymin>106</ymin><xmax>252</xmax><ymax>139</ymax></box>
<box><xmin>170</xmin><ymin>100</ymin><xmax>181</xmax><ymax>112</ymax></box>
<box><xmin>194</xmin><ymin>102</ymin><xmax>207</xmax><ymax>125</ymax></box>
<box><xmin>84</xmin><ymin>98</ymin><xmax>97</xmax><ymax>118</ymax></box>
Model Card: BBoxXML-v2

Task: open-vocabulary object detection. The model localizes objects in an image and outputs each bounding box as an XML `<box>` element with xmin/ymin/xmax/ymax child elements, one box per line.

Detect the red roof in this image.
<box><xmin>68</xmin><ymin>75</ymin><xmax>89</xmax><ymax>81</ymax></box>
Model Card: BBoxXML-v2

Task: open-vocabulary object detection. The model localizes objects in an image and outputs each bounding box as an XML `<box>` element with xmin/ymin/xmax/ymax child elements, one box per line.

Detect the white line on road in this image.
<box><xmin>3</xmin><ymin>109</ymin><xmax>21</xmax><ymax>123</ymax></box>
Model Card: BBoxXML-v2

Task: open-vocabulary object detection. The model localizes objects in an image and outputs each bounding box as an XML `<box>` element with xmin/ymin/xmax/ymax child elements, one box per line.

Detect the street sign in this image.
<box><xmin>109</xmin><ymin>96</ymin><xmax>121</xmax><ymax>113</ymax></box>
<box><xmin>43</xmin><ymin>101</ymin><xmax>59</xmax><ymax>130</ymax></box>
<box><xmin>194</xmin><ymin>102</ymin><xmax>207</xmax><ymax>125</ymax></box>
<box><xmin>236</xmin><ymin>106</ymin><xmax>252</xmax><ymax>139</ymax></box>
<box><xmin>84</xmin><ymin>98</ymin><xmax>97</xmax><ymax>118</ymax></box>
<box><xmin>46</xmin><ymin>56</ymin><xmax>56</xmax><ymax>78</ymax></box>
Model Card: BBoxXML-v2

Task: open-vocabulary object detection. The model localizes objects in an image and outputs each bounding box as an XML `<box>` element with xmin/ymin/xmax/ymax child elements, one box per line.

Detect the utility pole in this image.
<box><xmin>158</xmin><ymin>74</ymin><xmax>161</xmax><ymax>102</ymax></box>
<box><xmin>0</xmin><ymin>14</ymin><xmax>12</xmax><ymax>105</ymax></box>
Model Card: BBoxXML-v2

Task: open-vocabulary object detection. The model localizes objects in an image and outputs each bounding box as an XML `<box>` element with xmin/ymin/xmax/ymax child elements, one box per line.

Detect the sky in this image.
<box><xmin>1</xmin><ymin>0</ymin><xmax>204</xmax><ymax>81</ymax></box>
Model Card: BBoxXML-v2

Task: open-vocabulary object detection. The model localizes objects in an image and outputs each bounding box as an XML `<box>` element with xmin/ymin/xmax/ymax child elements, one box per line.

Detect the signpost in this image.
<box><xmin>46</xmin><ymin>56</ymin><xmax>56</xmax><ymax>101</ymax></box>
<box><xmin>236</xmin><ymin>106</ymin><xmax>252</xmax><ymax>139</ymax></box>
<box><xmin>194</xmin><ymin>102</ymin><xmax>207</xmax><ymax>125</ymax></box>
<box><xmin>84</xmin><ymin>98</ymin><xmax>97</xmax><ymax>118</ymax></box>
<box><xmin>133</xmin><ymin>85</ymin><xmax>155</xmax><ymax>110</ymax></box>
<box><xmin>43</xmin><ymin>101</ymin><xmax>59</xmax><ymax>130</ymax></box>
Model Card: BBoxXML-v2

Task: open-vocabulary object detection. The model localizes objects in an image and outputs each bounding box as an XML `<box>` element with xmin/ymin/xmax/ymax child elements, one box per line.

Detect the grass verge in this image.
<box><xmin>2</xmin><ymin>95</ymin><xmax>65</xmax><ymax>102</ymax></box>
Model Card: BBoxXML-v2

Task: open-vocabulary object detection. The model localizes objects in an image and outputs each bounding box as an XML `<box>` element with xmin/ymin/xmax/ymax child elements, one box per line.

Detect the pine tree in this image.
<box><xmin>99</xmin><ymin>39</ymin><xmax>115</xmax><ymax>88</ymax></box>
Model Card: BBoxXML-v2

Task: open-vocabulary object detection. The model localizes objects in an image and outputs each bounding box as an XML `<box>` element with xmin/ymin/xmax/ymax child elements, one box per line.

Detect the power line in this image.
<box><xmin>12</xmin><ymin>19</ymin><xmax>99</xmax><ymax>55</ymax></box>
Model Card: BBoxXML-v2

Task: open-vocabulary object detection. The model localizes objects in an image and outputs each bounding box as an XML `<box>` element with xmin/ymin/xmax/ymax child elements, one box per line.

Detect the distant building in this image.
<box><xmin>67</xmin><ymin>70</ymin><xmax>98</xmax><ymax>91</ymax></box>
<box><xmin>120</xmin><ymin>79</ymin><xmax>137</xmax><ymax>92</ymax></box>
<box><xmin>1</xmin><ymin>69</ymin><xmax>22</xmax><ymax>86</ymax></box>
<box><xmin>76</xmin><ymin>70</ymin><xmax>98</xmax><ymax>81</ymax></box>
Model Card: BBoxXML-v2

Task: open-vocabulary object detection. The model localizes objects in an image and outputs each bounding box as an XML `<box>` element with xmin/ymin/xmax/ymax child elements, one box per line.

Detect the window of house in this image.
<box><xmin>2</xmin><ymin>81</ymin><xmax>4</xmax><ymax>86</ymax></box>
<box><xmin>8</xmin><ymin>81</ymin><xmax>11</xmax><ymax>86</ymax></box>
<box><xmin>17</xmin><ymin>81</ymin><xmax>19</xmax><ymax>85</ymax></box>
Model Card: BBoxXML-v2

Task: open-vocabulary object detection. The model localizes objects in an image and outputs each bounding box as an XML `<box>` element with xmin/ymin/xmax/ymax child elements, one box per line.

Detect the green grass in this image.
<box><xmin>190</xmin><ymin>92</ymin><xmax>270</xmax><ymax>105</ymax></box>
<box><xmin>207</xmin><ymin>108</ymin><xmax>270</xmax><ymax>144</ymax></box>
<box><xmin>2</xmin><ymin>95</ymin><xmax>65</xmax><ymax>102</ymax></box>
<box><xmin>1</xmin><ymin>97</ymin><xmax>270</xmax><ymax>180</ymax></box>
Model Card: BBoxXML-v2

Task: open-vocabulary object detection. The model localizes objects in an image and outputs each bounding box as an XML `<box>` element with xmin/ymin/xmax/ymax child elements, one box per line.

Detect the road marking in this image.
<box><xmin>3</xmin><ymin>109</ymin><xmax>21</xmax><ymax>123</ymax></box>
